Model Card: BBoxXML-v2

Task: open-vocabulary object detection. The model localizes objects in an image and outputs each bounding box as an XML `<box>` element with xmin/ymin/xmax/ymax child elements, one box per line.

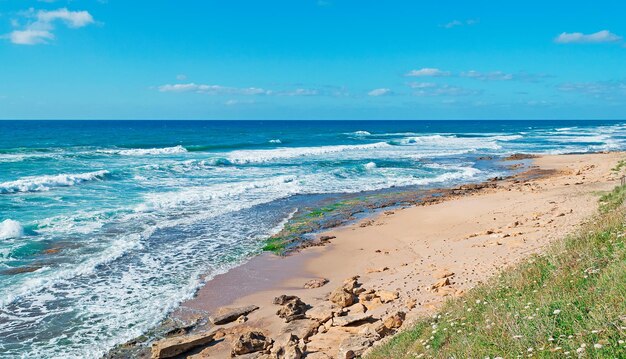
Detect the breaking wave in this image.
<box><xmin>0</xmin><ymin>170</ymin><xmax>109</xmax><ymax>194</ymax></box>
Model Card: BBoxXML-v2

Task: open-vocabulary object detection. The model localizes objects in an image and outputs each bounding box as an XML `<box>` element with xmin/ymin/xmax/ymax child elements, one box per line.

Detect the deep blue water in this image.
<box><xmin>1</xmin><ymin>119</ymin><xmax>625</xmax><ymax>358</ymax></box>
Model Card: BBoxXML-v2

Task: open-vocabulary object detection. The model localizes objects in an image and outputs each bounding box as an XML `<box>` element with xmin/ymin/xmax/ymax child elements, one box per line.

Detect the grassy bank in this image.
<box><xmin>368</xmin><ymin>184</ymin><xmax>626</xmax><ymax>358</ymax></box>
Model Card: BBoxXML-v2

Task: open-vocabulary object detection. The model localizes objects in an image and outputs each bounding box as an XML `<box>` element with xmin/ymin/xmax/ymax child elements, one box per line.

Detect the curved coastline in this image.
<box><xmin>105</xmin><ymin>152</ymin><xmax>567</xmax><ymax>358</ymax></box>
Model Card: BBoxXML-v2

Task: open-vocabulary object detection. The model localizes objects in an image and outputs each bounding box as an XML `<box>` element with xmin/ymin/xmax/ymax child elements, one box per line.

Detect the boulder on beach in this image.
<box><xmin>151</xmin><ymin>330</ymin><xmax>222</xmax><ymax>359</ymax></box>
<box><xmin>329</xmin><ymin>288</ymin><xmax>356</xmax><ymax>308</ymax></box>
<box><xmin>209</xmin><ymin>305</ymin><xmax>260</xmax><ymax>325</ymax></box>
<box><xmin>231</xmin><ymin>331</ymin><xmax>273</xmax><ymax>356</ymax></box>
<box><xmin>275</xmin><ymin>295</ymin><xmax>308</xmax><ymax>323</ymax></box>
<box><xmin>303</xmin><ymin>278</ymin><xmax>329</xmax><ymax>289</ymax></box>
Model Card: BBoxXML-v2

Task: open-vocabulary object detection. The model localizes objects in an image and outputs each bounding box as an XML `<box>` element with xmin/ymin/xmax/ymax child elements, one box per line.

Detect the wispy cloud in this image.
<box><xmin>158</xmin><ymin>83</ymin><xmax>271</xmax><ymax>95</ymax></box>
<box><xmin>409</xmin><ymin>82</ymin><xmax>481</xmax><ymax>96</ymax></box>
<box><xmin>441</xmin><ymin>19</ymin><xmax>479</xmax><ymax>29</ymax></box>
<box><xmin>554</xmin><ymin>30</ymin><xmax>622</xmax><ymax>44</ymax></box>
<box><xmin>558</xmin><ymin>80</ymin><xmax>626</xmax><ymax>100</ymax></box>
<box><xmin>408</xmin><ymin>68</ymin><xmax>549</xmax><ymax>82</ymax></box>
<box><xmin>158</xmin><ymin>83</ymin><xmax>323</xmax><ymax>96</ymax></box>
<box><xmin>461</xmin><ymin>70</ymin><xmax>514</xmax><ymax>81</ymax></box>
<box><xmin>404</xmin><ymin>68</ymin><xmax>451</xmax><ymax>77</ymax></box>
<box><xmin>5</xmin><ymin>8</ymin><xmax>94</xmax><ymax>45</ymax></box>
<box><xmin>368</xmin><ymin>88</ymin><xmax>392</xmax><ymax>96</ymax></box>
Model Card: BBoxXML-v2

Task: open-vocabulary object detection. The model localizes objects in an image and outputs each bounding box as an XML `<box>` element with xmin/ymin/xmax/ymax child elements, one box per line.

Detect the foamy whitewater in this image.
<box><xmin>1</xmin><ymin>120</ymin><xmax>626</xmax><ymax>358</ymax></box>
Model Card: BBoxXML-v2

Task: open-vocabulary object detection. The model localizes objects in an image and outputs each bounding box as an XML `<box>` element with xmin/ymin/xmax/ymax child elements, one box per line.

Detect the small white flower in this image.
<box><xmin>527</xmin><ymin>347</ymin><xmax>534</xmax><ymax>352</ymax></box>
<box><xmin>594</xmin><ymin>343</ymin><xmax>602</xmax><ymax>349</ymax></box>
<box><xmin>576</xmin><ymin>348</ymin><xmax>584</xmax><ymax>354</ymax></box>
<box><xmin>553</xmin><ymin>309</ymin><xmax>561</xmax><ymax>315</ymax></box>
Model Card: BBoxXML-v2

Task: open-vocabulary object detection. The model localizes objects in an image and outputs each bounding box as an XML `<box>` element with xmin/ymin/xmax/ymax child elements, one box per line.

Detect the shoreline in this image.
<box><xmin>112</xmin><ymin>151</ymin><xmax>625</xmax><ymax>359</ymax></box>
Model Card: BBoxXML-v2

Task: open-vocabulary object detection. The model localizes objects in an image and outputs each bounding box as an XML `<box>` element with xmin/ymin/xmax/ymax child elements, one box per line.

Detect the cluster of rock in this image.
<box><xmin>150</xmin><ymin>276</ymin><xmax>408</xmax><ymax>359</ymax></box>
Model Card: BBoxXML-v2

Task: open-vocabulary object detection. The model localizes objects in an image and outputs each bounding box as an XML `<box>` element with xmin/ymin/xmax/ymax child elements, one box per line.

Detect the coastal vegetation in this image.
<box><xmin>368</xmin><ymin>184</ymin><xmax>626</xmax><ymax>358</ymax></box>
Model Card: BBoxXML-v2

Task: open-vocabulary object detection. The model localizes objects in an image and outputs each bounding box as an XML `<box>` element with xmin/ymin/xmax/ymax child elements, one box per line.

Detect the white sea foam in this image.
<box><xmin>351</xmin><ymin>130</ymin><xmax>371</xmax><ymax>136</ymax></box>
<box><xmin>363</xmin><ymin>162</ymin><xmax>377</xmax><ymax>170</ymax></box>
<box><xmin>393</xmin><ymin>135</ymin><xmax>502</xmax><ymax>150</ymax></box>
<box><xmin>99</xmin><ymin>145</ymin><xmax>187</xmax><ymax>156</ymax></box>
<box><xmin>0</xmin><ymin>219</ymin><xmax>24</xmax><ymax>240</ymax></box>
<box><xmin>269</xmin><ymin>139</ymin><xmax>282</xmax><ymax>144</ymax></box>
<box><xmin>0</xmin><ymin>170</ymin><xmax>109</xmax><ymax>194</ymax></box>
<box><xmin>225</xmin><ymin>142</ymin><xmax>391</xmax><ymax>164</ymax></box>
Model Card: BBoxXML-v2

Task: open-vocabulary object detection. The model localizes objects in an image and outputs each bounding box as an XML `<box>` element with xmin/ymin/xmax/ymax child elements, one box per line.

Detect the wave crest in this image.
<box><xmin>224</xmin><ymin>142</ymin><xmax>391</xmax><ymax>164</ymax></box>
<box><xmin>0</xmin><ymin>170</ymin><xmax>109</xmax><ymax>194</ymax></box>
<box><xmin>99</xmin><ymin>145</ymin><xmax>187</xmax><ymax>156</ymax></box>
<box><xmin>0</xmin><ymin>219</ymin><xmax>24</xmax><ymax>240</ymax></box>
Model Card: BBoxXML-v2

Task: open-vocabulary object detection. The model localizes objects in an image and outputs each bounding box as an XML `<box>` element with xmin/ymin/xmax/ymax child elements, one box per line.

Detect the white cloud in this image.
<box><xmin>158</xmin><ymin>83</ymin><xmax>271</xmax><ymax>95</ymax></box>
<box><xmin>9</xmin><ymin>29</ymin><xmax>54</xmax><ymax>45</ymax></box>
<box><xmin>461</xmin><ymin>70</ymin><xmax>514</xmax><ymax>81</ymax></box>
<box><xmin>555</xmin><ymin>30</ymin><xmax>622</xmax><ymax>44</ymax></box>
<box><xmin>37</xmin><ymin>8</ymin><xmax>94</xmax><ymax>28</ymax></box>
<box><xmin>409</xmin><ymin>82</ymin><xmax>481</xmax><ymax>96</ymax></box>
<box><xmin>558</xmin><ymin>80</ymin><xmax>626</xmax><ymax>100</ymax></box>
<box><xmin>441</xmin><ymin>19</ymin><xmax>479</xmax><ymax>29</ymax></box>
<box><xmin>176</xmin><ymin>74</ymin><xmax>187</xmax><ymax>80</ymax></box>
<box><xmin>405</xmin><ymin>68</ymin><xmax>451</xmax><ymax>77</ymax></box>
<box><xmin>284</xmin><ymin>88</ymin><xmax>319</xmax><ymax>96</ymax></box>
<box><xmin>368</xmin><ymin>88</ymin><xmax>392</xmax><ymax>96</ymax></box>
<box><xmin>5</xmin><ymin>8</ymin><xmax>94</xmax><ymax>45</ymax></box>
<box><xmin>158</xmin><ymin>83</ymin><xmax>324</xmax><ymax>97</ymax></box>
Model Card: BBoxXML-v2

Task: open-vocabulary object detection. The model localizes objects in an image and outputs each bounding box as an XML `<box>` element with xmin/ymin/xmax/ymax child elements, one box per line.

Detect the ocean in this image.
<box><xmin>0</xmin><ymin>119</ymin><xmax>625</xmax><ymax>357</ymax></box>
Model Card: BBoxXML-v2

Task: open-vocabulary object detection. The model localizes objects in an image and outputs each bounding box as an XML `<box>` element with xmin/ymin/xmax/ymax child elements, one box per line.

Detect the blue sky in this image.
<box><xmin>1</xmin><ymin>1</ymin><xmax>625</xmax><ymax>120</ymax></box>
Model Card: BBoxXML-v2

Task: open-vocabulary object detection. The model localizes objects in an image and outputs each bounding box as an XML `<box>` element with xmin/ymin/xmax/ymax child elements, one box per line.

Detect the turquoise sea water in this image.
<box><xmin>1</xmin><ymin>120</ymin><xmax>625</xmax><ymax>358</ymax></box>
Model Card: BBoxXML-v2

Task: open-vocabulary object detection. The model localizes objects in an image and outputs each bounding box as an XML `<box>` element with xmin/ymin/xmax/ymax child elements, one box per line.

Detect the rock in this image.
<box><xmin>362</xmin><ymin>297</ymin><xmax>383</xmax><ymax>311</ymax></box>
<box><xmin>329</xmin><ymin>288</ymin><xmax>356</xmax><ymax>308</ymax></box>
<box><xmin>231</xmin><ymin>331</ymin><xmax>273</xmax><ymax>356</ymax></box>
<box><xmin>337</xmin><ymin>334</ymin><xmax>376</xmax><ymax>359</ymax></box>
<box><xmin>431</xmin><ymin>277</ymin><xmax>451</xmax><ymax>290</ymax></box>
<box><xmin>507</xmin><ymin>221</ymin><xmax>521</xmax><ymax>228</ymax></box>
<box><xmin>279</xmin><ymin>319</ymin><xmax>319</xmax><ymax>341</ymax></box>
<box><xmin>303</xmin><ymin>278</ymin><xmax>329</xmax><ymax>289</ymax></box>
<box><xmin>405</xmin><ymin>298</ymin><xmax>417</xmax><ymax>310</ymax></box>
<box><xmin>433</xmin><ymin>269</ymin><xmax>454</xmax><ymax>279</ymax></box>
<box><xmin>275</xmin><ymin>295</ymin><xmax>308</xmax><ymax>323</ymax></box>
<box><xmin>306</xmin><ymin>302</ymin><xmax>337</xmax><ymax>323</ymax></box>
<box><xmin>376</xmin><ymin>290</ymin><xmax>399</xmax><ymax>303</ymax></box>
<box><xmin>342</xmin><ymin>276</ymin><xmax>360</xmax><ymax>293</ymax></box>
<box><xmin>366</xmin><ymin>267</ymin><xmax>389</xmax><ymax>274</ymax></box>
<box><xmin>237</xmin><ymin>315</ymin><xmax>248</xmax><ymax>323</ymax></box>
<box><xmin>333</xmin><ymin>313</ymin><xmax>373</xmax><ymax>327</ymax></box>
<box><xmin>151</xmin><ymin>331</ymin><xmax>219</xmax><ymax>358</ymax></box>
<box><xmin>319</xmin><ymin>235</ymin><xmax>336</xmax><ymax>242</ymax></box>
<box><xmin>210</xmin><ymin>305</ymin><xmax>259</xmax><ymax>325</ymax></box>
<box><xmin>382</xmin><ymin>311</ymin><xmax>405</xmax><ymax>330</ymax></box>
<box><xmin>273</xmin><ymin>295</ymin><xmax>300</xmax><ymax>305</ymax></box>
<box><xmin>272</xmin><ymin>333</ymin><xmax>302</xmax><ymax>359</ymax></box>
<box><xmin>346</xmin><ymin>303</ymin><xmax>366</xmax><ymax>314</ymax></box>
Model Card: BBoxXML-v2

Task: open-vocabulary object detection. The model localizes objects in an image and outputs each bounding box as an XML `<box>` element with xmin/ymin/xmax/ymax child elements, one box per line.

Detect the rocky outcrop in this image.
<box><xmin>337</xmin><ymin>333</ymin><xmax>378</xmax><ymax>359</ymax></box>
<box><xmin>151</xmin><ymin>330</ymin><xmax>224</xmax><ymax>358</ymax></box>
<box><xmin>303</xmin><ymin>278</ymin><xmax>329</xmax><ymax>289</ymax></box>
<box><xmin>332</xmin><ymin>313</ymin><xmax>373</xmax><ymax>327</ymax></box>
<box><xmin>328</xmin><ymin>288</ymin><xmax>356</xmax><ymax>308</ymax></box>
<box><xmin>279</xmin><ymin>319</ymin><xmax>319</xmax><ymax>341</ymax></box>
<box><xmin>231</xmin><ymin>331</ymin><xmax>273</xmax><ymax>356</ymax></box>
<box><xmin>210</xmin><ymin>305</ymin><xmax>259</xmax><ymax>325</ymax></box>
<box><xmin>274</xmin><ymin>295</ymin><xmax>308</xmax><ymax>323</ymax></box>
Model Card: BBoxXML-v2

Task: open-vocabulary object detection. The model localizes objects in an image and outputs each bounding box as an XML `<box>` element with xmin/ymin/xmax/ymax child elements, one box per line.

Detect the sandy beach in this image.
<box><xmin>150</xmin><ymin>152</ymin><xmax>624</xmax><ymax>358</ymax></box>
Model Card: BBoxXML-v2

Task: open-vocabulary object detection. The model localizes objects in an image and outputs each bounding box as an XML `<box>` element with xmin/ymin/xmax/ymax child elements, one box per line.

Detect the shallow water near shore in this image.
<box><xmin>1</xmin><ymin>120</ymin><xmax>626</xmax><ymax>358</ymax></box>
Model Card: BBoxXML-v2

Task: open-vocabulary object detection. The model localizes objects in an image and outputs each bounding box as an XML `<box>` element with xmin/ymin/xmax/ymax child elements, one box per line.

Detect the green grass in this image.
<box><xmin>368</xmin><ymin>185</ymin><xmax>626</xmax><ymax>359</ymax></box>
<box><xmin>611</xmin><ymin>159</ymin><xmax>626</xmax><ymax>173</ymax></box>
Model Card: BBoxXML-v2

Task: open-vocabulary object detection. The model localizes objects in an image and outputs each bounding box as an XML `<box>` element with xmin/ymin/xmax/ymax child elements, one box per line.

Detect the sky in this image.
<box><xmin>0</xmin><ymin>1</ymin><xmax>626</xmax><ymax>120</ymax></box>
